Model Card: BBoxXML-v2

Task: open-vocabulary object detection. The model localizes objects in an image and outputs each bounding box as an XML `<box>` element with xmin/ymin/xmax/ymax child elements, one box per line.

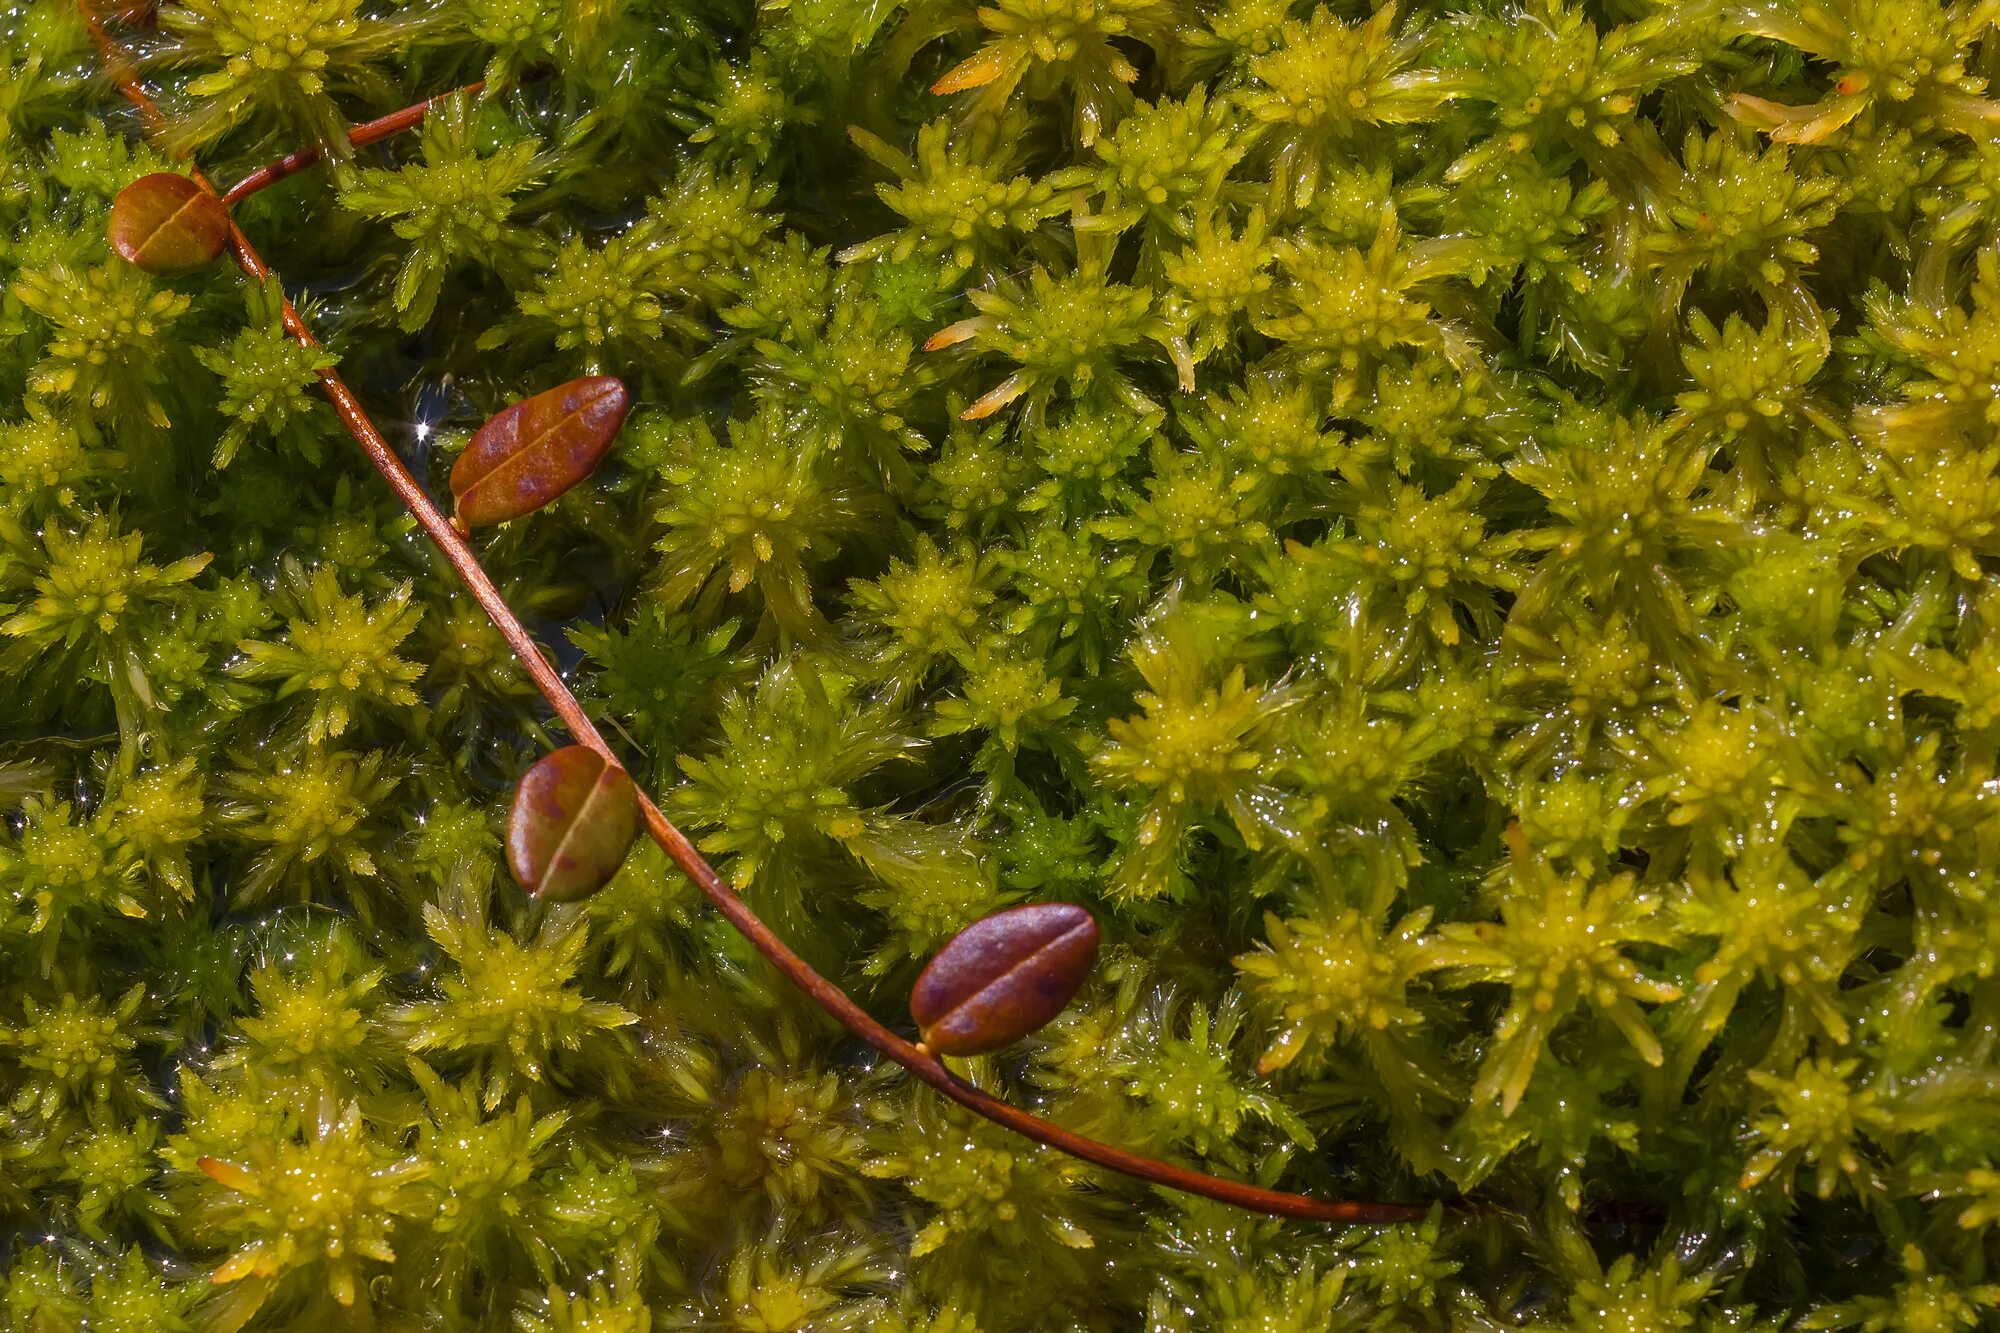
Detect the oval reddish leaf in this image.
<box><xmin>450</xmin><ymin>376</ymin><xmax>631</xmax><ymax>528</ymax></box>
<box><xmin>507</xmin><ymin>745</ymin><xmax>640</xmax><ymax>902</ymax></box>
<box><xmin>108</xmin><ymin>173</ymin><xmax>230</xmax><ymax>276</ymax></box>
<box><xmin>911</xmin><ymin>902</ymin><xmax>1100</xmax><ymax>1056</ymax></box>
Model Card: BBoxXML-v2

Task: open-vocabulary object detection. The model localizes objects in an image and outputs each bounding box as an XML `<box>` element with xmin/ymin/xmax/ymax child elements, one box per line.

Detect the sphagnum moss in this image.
<box><xmin>9</xmin><ymin>0</ymin><xmax>2000</xmax><ymax>1325</ymax></box>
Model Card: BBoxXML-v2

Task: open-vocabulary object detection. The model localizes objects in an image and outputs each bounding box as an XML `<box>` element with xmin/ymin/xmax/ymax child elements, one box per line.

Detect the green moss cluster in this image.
<box><xmin>6</xmin><ymin>0</ymin><xmax>2000</xmax><ymax>1325</ymax></box>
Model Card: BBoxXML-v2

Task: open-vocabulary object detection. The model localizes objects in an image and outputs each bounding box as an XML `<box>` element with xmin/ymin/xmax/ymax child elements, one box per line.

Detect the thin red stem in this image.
<box><xmin>77</xmin><ymin>6</ymin><xmax>1430</xmax><ymax>1227</ymax></box>
<box><xmin>222</xmin><ymin>84</ymin><xmax>485</xmax><ymax>206</ymax></box>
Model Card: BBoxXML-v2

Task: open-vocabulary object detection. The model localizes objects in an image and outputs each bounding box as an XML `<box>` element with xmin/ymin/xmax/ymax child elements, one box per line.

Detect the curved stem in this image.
<box><xmin>76</xmin><ymin>4</ymin><xmax>1430</xmax><ymax>1227</ymax></box>
<box><xmin>222</xmin><ymin>84</ymin><xmax>486</xmax><ymax>206</ymax></box>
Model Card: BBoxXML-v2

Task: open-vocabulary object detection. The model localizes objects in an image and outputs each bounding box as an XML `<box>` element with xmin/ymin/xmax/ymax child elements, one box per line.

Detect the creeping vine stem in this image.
<box><xmin>78</xmin><ymin>2</ymin><xmax>1430</xmax><ymax>1226</ymax></box>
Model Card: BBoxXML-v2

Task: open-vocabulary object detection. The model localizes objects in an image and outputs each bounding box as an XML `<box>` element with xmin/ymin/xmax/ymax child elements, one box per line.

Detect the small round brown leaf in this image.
<box><xmin>108</xmin><ymin>173</ymin><xmax>230</xmax><ymax>276</ymax></box>
<box><xmin>911</xmin><ymin>902</ymin><xmax>1100</xmax><ymax>1056</ymax></box>
<box><xmin>450</xmin><ymin>376</ymin><xmax>631</xmax><ymax>528</ymax></box>
<box><xmin>507</xmin><ymin>745</ymin><xmax>640</xmax><ymax>903</ymax></box>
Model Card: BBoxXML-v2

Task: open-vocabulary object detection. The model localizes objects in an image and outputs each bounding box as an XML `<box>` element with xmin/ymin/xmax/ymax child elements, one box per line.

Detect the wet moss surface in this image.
<box><xmin>5</xmin><ymin>0</ymin><xmax>2000</xmax><ymax>1327</ymax></box>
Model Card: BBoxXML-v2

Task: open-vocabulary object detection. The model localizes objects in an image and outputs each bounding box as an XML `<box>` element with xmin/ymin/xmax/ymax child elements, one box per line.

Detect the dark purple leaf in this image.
<box><xmin>911</xmin><ymin>902</ymin><xmax>1100</xmax><ymax>1056</ymax></box>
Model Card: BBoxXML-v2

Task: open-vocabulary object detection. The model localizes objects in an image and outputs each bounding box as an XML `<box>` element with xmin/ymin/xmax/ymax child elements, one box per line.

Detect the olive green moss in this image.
<box><xmin>4</xmin><ymin>0</ymin><xmax>2000</xmax><ymax>1326</ymax></box>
